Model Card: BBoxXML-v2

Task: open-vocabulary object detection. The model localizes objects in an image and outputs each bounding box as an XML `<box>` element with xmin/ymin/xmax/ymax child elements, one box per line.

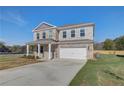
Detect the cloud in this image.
<box><xmin>0</xmin><ymin>10</ymin><xmax>27</xmax><ymax>26</ymax></box>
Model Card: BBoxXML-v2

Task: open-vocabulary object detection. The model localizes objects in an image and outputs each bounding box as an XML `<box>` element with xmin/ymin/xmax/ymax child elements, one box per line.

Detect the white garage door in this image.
<box><xmin>60</xmin><ymin>48</ymin><xmax>87</xmax><ymax>60</ymax></box>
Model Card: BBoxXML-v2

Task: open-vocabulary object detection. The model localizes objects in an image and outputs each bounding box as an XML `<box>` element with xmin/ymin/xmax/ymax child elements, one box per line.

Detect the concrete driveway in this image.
<box><xmin>0</xmin><ymin>59</ymin><xmax>86</xmax><ymax>86</ymax></box>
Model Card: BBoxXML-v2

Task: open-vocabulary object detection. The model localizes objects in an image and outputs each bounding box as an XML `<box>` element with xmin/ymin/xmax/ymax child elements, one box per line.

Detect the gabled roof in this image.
<box><xmin>33</xmin><ymin>22</ymin><xmax>95</xmax><ymax>32</ymax></box>
<box><xmin>57</xmin><ymin>22</ymin><xmax>95</xmax><ymax>30</ymax></box>
<box><xmin>33</xmin><ymin>22</ymin><xmax>56</xmax><ymax>32</ymax></box>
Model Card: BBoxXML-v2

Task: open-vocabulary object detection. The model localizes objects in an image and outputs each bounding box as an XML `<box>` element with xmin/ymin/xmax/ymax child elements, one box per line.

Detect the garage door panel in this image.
<box><xmin>60</xmin><ymin>48</ymin><xmax>87</xmax><ymax>60</ymax></box>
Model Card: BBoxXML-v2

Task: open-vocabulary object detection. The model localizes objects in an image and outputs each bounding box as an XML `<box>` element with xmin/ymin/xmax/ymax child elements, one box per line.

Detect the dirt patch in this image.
<box><xmin>0</xmin><ymin>58</ymin><xmax>38</xmax><ymax>70</ymax></box>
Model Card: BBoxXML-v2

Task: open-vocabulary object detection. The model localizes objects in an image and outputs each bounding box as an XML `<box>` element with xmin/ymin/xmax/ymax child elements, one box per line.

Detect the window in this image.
<box><xmin>80</xmin><ymin>29</ymin><xmax>85</xmax><ymax>37</ymax></box>
<box><xmin>71</xmin><ymin>30</ymin><xmax>75</xmax><ymax>37</ymax></box>
<box><xmin>42</xmin><ymin>32</ymin><xmax>46</xmax><ymax>39</ymax></box>
<box><xmin>49</xmin><ymin>31</ymin><xmax>52</xmax><ymax>39</ymax></box>
<box><xmin>63</xmin><ymin>31</ymin><xmax>66</xmax><ymax>38</ymax></box>
<box><xmin>36</xmin><ymin>33</ymin><xmax>40</xmax><ymax>40</ymax></box>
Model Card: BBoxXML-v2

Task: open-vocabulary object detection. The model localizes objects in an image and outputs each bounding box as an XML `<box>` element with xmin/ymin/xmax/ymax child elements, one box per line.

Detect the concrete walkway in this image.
<box><xmin>0</xmin><ymin>59</ymin><xmax>86</xmax><ymax>86</ymax></box>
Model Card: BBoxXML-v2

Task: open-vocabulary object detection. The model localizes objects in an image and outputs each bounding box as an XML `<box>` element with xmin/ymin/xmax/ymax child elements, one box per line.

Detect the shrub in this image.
<box><xmin>88</xmin><ymin>59</ymin><xmax>96</xmax><ymax>62</ymax></box>
<box><xmin>116</xmin><ymin>55</ymin><xmax>124</xmax><ymax>57</ymax></box>
<box><xmin>94</xmin><ymin>52</ymin><xmax>100</xmax><ymax>59</ymax></box>
<box><xmin>21</xmin><ymin>55</ymin><xmax>39</xmax><ymax>59</ymax></box>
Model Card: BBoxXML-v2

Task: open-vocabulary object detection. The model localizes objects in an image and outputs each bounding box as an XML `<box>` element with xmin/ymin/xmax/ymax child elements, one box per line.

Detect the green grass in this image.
<box><xmin>70</xmin><ymin>54</ymin><xmax>124</xmax><ymax>86</ymax></box>
<box><xmin>0</xmin><ymin>55</ymin><xmax>22</xmax><ymax>62</ymax></box>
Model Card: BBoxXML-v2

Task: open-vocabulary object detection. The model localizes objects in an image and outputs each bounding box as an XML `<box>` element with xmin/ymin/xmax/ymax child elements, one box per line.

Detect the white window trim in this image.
<box><xmin>63</xmin><ymin>31</ymin><xmax>67</xmax><ymax>38</ymax></box>
<box><xmin>42</xmin><ymin>32</ymin><xmax>46</xmax><ymax>39</ymax></box>
<box><xmin>36</xmin><ymin>33</ymin><xmax>40</xmax><ymax>40</ymax></box>
<box><xmin>71</xmin><ymin>30</ymin><xmax>75</xmax><ymax>38</ymax></box>
<box><xmin>80</xmin><ymin>28</ymin><xmax>85</xmax><ymax>37</ymax></box>
<box><xmin>49</xmin><ymin>30</ymin><xmax>52</xmax><ymax>39</ymax></box>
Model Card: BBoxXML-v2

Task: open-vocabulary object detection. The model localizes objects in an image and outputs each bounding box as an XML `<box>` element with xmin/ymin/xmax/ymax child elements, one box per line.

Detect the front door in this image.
<box><xmin>40</xmin><ymin>46</ymin><xmax>43</xmax><ymax>53</ymax></box>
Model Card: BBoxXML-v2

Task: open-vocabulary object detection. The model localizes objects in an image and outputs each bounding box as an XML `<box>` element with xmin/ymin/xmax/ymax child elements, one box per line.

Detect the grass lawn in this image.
<box><xmin>0</xmin><ymin>54</ymin><xmax>38</xmax><ymax>70</ymax></box>
<box><xmin>70</xmin><ymin>54</ymin><xmax>124</xmax><ymax>86</ymax></box>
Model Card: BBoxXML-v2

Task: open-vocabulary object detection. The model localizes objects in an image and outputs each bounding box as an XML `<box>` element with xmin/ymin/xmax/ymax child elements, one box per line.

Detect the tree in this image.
<box><xmin>10</xmin><ymin>45</ymin><xmax>22</xmax><ymax>53</ymax></box>
<box><xmin>9</xmin><ymin>45</ymin><xmax>27</xmax><ymax>54</ymax></box>
<box><xmin>94</xmin><ymin>42</ymin><xmax>104</xmax><ymax>50</ymax></box>
<box><xmin>103</xmin><ymin>39</ymin><xmax>115</xmax><ymax>50</ymax></box>
<box><xmin>0</xmin><ymin>41</ymin><xmax>11</xmax><ymax>52</ymax></box>
<box><xmin>21</xmin><ymin>45</ymin><xmax>26</xmax><ymax>54</ymax></box>
<box><xmin>114</xmin><ymin>36</ymin><xmax>124</xmax><ymax>50</ymax></box>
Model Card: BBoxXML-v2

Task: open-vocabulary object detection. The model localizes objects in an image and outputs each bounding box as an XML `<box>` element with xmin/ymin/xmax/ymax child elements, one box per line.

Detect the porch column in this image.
<box><xmin>38</xmin><ymin>43</ymin><xmax>40</xmax><ymax>57</ymax></box>
<box><xmin>26</xmin><ymin>44</ymin><xmax>29</xmax><ymax>56</ymax></box>
<box><xmin>48</xmin><ymin>43</ymin><xmax>51</xmax><ymax>60</ymax></box>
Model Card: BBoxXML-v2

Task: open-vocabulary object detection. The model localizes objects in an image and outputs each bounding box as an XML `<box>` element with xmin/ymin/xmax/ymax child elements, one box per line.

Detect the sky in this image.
<box><xmin>0</xmin><ymin>6</ymin><xmax>124</xmax><ymax>45</ymax></box>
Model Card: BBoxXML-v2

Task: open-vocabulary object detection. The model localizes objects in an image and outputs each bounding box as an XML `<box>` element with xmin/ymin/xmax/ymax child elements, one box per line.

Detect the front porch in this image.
<box><xmin>26</xmin><ymin>40</ymin><xmax>58</xmax><ymax>60</ymax></box>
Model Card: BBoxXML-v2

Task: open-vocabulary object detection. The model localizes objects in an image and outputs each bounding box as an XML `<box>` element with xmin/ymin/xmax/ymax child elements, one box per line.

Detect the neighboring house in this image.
<box><xmin>26</xmin><ymin>22</ymin><xmax>95</xmax><ymax>60</ymax></box>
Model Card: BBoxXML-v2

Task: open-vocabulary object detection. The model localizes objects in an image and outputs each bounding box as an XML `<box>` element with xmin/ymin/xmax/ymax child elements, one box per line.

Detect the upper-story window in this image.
<box><xmin>36</xmin><ymin>33</ymin><xmax>40</xmax><ymax>40</ymax></box>
<box><xmin>80</xmin><ymin>29</ymin><xmax>85</xmax><ymax>37</ymax></box>
<box><xmin>42</xmin><ymin>32</ymin><xmax>46</xmax><ymax>39</ymax></box>
<box><xmin>49</xmin><ymin>31</ymin><xmax>52</xmax><ymax>39</ymax></box>
<box><xmin>63</xmin><ymin>31</ymin><xmax>66</xmax><ymax>38</ymax></box>
<box><xmin>71</xmin><ymin>30</ymin><xmax>75</xmax><ymax>37</ymax></box>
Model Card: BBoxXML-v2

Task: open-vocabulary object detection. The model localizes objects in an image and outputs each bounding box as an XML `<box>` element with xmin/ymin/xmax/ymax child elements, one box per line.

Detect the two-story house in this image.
<box><xmin>26</xmin><ymin>22</ymin><xmax>95</xmax><ymax>60</ymax></box>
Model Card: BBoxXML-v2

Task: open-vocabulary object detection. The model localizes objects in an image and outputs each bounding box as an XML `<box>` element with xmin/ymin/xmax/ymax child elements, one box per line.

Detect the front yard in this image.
<box><xmin>70</xmin><ymin>54</ymin><xmax>124</xmax><ymax>86</ymax></box>
<box><xmin>0</xmin><ymin>54</ymin><xmax>38</xmax><ymax>70</ymax></box>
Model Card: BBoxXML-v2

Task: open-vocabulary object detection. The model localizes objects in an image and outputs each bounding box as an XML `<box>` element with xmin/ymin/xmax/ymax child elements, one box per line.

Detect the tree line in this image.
<box><xmin>95</xmin><ymin>35</ymin><xmax>124</xmax><ymax>50</ymax></box>
<box><xmin>0</xmin><ymin>35</ymin><xmax>124</xmax><ymax>53</ymax></box>
<box><xmin>0</xmin><ymin>42</ymin><xmax>26</xmax><ymax>54</ymax></box>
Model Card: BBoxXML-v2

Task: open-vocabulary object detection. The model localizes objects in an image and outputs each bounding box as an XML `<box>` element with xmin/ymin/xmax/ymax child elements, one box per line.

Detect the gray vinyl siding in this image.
<box><xmin>59</xmin><ymin>26</ymin><xmax>93</xmax><ymax>41</ymax></box>
<box><xmin>33</xmin><ymin>29</ymin><xmax>57</xmax><ymax>41</ymax></box>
